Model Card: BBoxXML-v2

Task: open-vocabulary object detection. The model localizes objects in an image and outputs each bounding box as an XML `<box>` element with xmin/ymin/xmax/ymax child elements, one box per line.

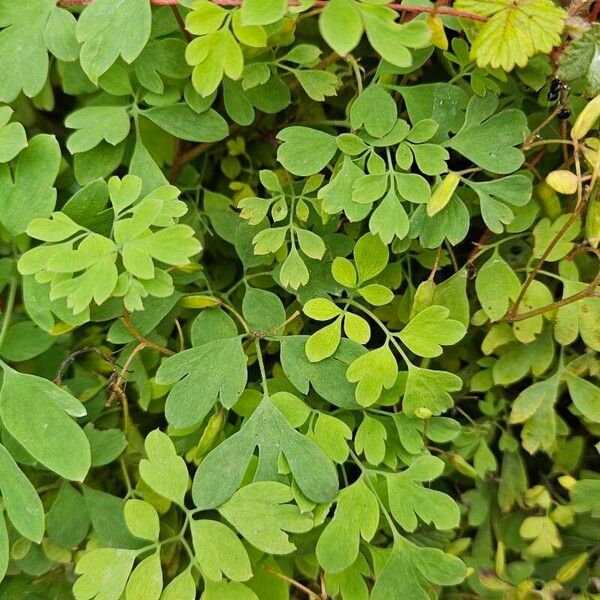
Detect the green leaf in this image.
<box><xmin>355</xmin><ymin>415</ymin><xmax>387</xmax><ymax>465</ymax></box>
<box><xmin>0</xmin><ymin>0</ymin><xmax>54</xmax><ymax>102</ymax></box>
<box><xmin>350</xmin><ymin>85</ymin><xmax>397</xmax><ymax>138</ymax></box>
<box><xmin>203</xmin><ymin>581</ymin><xmax>259</xmax><ymax>600</ymax></box>
<box><xmin>125</xmin><ymin>552</ymin><xmax>163</xmax><ymax>600</ymax></box>
<box><xmin>77</xmin><ymin>0</ymin><xmax>152</xmax><ymax>82</ymax></box>
<box><xmin>0</xmin><ymin>134</ymin><xmax>61</xmax><ymax>235</ymax></box>
<box><xmin>142</xmin><ymin>104</ymin><xmax>228</xmax><ymax>143</ymax></box>
<box><xmin>371</xmin><ymin>536</ymin><xmax>466</xmax><ymax>600</ymax></box>
<box><xmin>466</xmin><ymin>175</ymin><xmax>532</xmax><ymax>233</ymax></box>
<box><xmin>47</xmin><ymin>483</ymin><xmax>90</xmax><ymax>549</ymax></box>
<box><xmin>0</xmin><ymin>512</ymin><xmax>7</xmax><ymax>581</ymax></box>
<box><xmin>316</xmin><ymin>478</ymin><xmax>379</xmax><ymax>573</ymax></box>
<box><xmin>156</xmin><ymin>336</ymin><xmax>247</xmax><ymax>428</ymax></box>
<box><xmin>139</xmin><ymin>430</ymin><xmax>189</xmax><ymax>506</ymax></box>
<box><xmin>66</xmin><ymin>106</ymin><xmax>131</xmax><ymax>154</ymax></box>
<box><xmin>193</xmin><ymin>398</ymin><xmax>339</xmax><ymax>508</ymax></box>
<box><xmin>369</xmin><ymin>188</ymin><xmax>411</xmax><ymax>244</ymax></box>
<box><xmin>520</xmin><ymin>515</ymin><xmax>561</xmax><ymax>557</ymax></box>
<box><xmin>191</xmin><ymin>519</ymin><xmax>252</xmax><ymax>581</ymax></box>
<box><xmin>0</xmin><ymin>363</ymin><xmax>90</xmax><ymax>481</ymax></box>
<box><xmin>0</xmin><ymin>443</ymin><xmax>44</xmax><ymax>543</ymax></box>
<box><xmin>277</xmin><ymin>127</ymin><xmax>337</xmax><ymax>176</ymax></box>
<box><xmin>509</xmin><ymin>376</ymin><xmax>559</xmax><ymax>454</ymax></box>
<box><xmin>511</xmin><ymin>280</ymin><xmax>553</xmax><ymax>343</ymax></box>
<box><xmin>0</xmin><ymin>320</ymin><xmax>55</xmax><ymax>362</ymax></box>
<box><xmin>124</xmin><ymin>499</ymin><xmax>159</xmax><ymax>541</ymax></box>
<box><xmin>446</xmin><ymin>94</ymin><xmax>527</xmax><ymax>174</ymax></box>
<box><xmin>73</xmin><ymin>548</ymin><xmax>136</xmax><ymax>600</ymax></box>
<box><xmin>0</xmin><ymin>106</ymin><xmax>27</xmax><ymax>162</ymax></box>
<box><xmin>85</xmin><ymin>424</ymin><xmax>127</xmax><ymax>467</ymax></box>
<box><xmin>533</xmin><ymin>214</ymin><xmax>580</xmax><ymax>262</ymax></box>
<box><xmin>161</xmin><ymin>569</ymin><xmax>196</xmax><ymax>600</ymax></box>
<box><xmin>554</xmin><ymin>270</ymin><xmax>600</xmax><ymax>351</ymax></box>
<box><xmin>344</xmin><ymin>311</ymin><xmax>371</xmax><ymax>343</ymax></box>
<box><xmin>310</xmin><ymin>413</ymin><xmax>352</xmax><ymax>463</ymax></box>
<box><xmin>83</xmin><ymin>486</ymin><xmax>145</xmax><ymax>549</ymax></box>
<box><xmin>218</xmin><ymin>481</ymin><xmax>312</xmax><ymax>554</ymax></box>
<box><xmin>558</xmin><ymin>24</ymin><xmax>600</xmax><ymax>95</ymax></box>
<box><xmin>403</xmin><ymin>366</ymin><xmax>462</xmax><ymax>417</ymax></box>
<box><xmin>346</xmin><ymin>344</ymin><xmax>398</xmax><ymax>406</ymax></box>
<box><xmin>243</xmin><ymin>287</ymin><xmax>286</xmax><ymax>333</ymax></box>
<box><xmin>280</xmin><ymin>336</ymin><xmax>363</xmax><ymax>409</ymax></box>
<box><xmin>565</xmin><ymin>372</ymin><xmax>600</xmax><ymax>423</ymax></box>
<box><xmin>359</xmin><ymin>5</ymin><xmax>430</xmax><ymax>68</ymax></box>
<box><xmin>386</xmin><ymin>455</ymin><xmax>460</xmax><ymax>532</ymax></box>
<box><xmin>354</xmin><ymin>233</ymin><xmax>388</xmax><ymax>283</ymax></box>
<box><xmin>319</xmin><ymin>0</ymin><xmax>362</xmax><ymax>56</ymax></box>
<box><xmin>572</xmin><ymin>479</ymin><xmax>600</xmax><ymax>517</ymax></box>
<box><xmin>280</xmin><ymin>249</ymin><xmax>309</xmax><ymax>290</ymax></box>
<box><xmin>398</xmin><ymin>305</ymin><xmax>465</xmax><ymax>357</ymax></box>
<box><xmin>456</xmin><ymin>0</ymin><xmax>564</xmax><ymax>71</ymax></box>
<box><xmin>303</xmin><ymin>297</ymin><xmax>342</xmax><ymax>321</ymax></box>
<box><xmin>475</xmin><ymin>253</ymin><xmax>521</xmax><ymax>321</ymax></box>
<box><xmin>305</xmin><ymin>317</ymin><xmax>342</xmax><ymax>362</ymax></box>
<box><xmin>319</xmin><ymin>155</ymin><xmax>369</xmax><ymax>221</ymax></box>
<box><xmin>240</xmin><ymin>0</ymin><xmax>286</xmax><ymax>26</ymax></box>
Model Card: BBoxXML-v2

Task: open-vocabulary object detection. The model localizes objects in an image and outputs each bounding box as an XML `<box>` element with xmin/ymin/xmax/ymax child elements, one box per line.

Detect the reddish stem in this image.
<box><xmin>58</xmin><ymin>0</ymin><xmax>488</xmax><ymax>22</ymax></box>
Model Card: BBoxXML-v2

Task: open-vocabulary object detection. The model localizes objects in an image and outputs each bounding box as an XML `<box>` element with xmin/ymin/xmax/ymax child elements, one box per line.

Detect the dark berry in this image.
<box><xmin>558</xmin><ymin>107</ymin><xmax>572</xmax><ymax>120</ymax></box>
<box><xmin>550</xmin><ymin>77</ymin><xmax>562</xmax><ymax>93</ymax></box>
<box><xmin>547</xmin><ymin>89</ymin><xmax>559</xmax><ymax>102</ymax></box>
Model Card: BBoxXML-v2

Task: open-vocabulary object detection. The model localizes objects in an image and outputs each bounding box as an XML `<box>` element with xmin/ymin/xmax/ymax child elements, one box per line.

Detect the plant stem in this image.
<box><xmin>120</xmin><ymin>309</ymin><xmax>175</xmax><ymax>356</ymax></box>
<box><xmin>58</xmin><ymin>0</ymin><xmax>488</xmax><ymax>22</ymax></box>
<box><xmin>255</xmin><ymin>339</ymin><xmax>270</xmax><ymax>399</ymax></box>
<box><xmin>0</xmin><ymin>273</ymin><xmax>17</xmax><ymax>351</ymax></box>
<box><xmin>262</xmin><ymin>566</ymin><xmax>322</xmax><ymax>599</ymax></box>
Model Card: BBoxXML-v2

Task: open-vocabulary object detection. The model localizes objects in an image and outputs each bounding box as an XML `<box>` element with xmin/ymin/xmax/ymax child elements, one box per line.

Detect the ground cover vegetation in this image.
<box><xmin>0</xmin><ymin>0</ymin><xmax>599</xmax><ymax>598</ymax></box>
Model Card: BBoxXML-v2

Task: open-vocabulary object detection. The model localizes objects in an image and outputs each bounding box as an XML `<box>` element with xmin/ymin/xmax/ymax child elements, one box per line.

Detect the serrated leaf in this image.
<box><xmin>456</xmin><ymin>0</ymin><xmax>564</xmax><ymax>71</ymax></box>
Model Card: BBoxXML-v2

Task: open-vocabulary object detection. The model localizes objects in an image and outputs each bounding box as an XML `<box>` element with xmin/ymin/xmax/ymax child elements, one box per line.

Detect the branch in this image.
<box><xmin>58</xmin><ymin>0</ymin><xmax>488</xmax><ymax>22</ymax></box>
<box><xmin>120</xmin><ymin>309</ymin><xmax>175</xmax><ymax>356</ymax></box>
<box><xmin>505</xmin><ymin>246</ymin><xmax>600</xmax><ymax>323</ymax></box>
<box><xmin>509</xmin><ymin>142</ymin><xmax>591</xmax><ymax>318</ymax></box>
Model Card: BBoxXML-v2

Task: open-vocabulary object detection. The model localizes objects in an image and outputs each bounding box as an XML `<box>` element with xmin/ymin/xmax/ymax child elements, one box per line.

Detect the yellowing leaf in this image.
<box><xmin>456</xmin><ymin>0</ymin><xmax>565</xmax><ymax>71</ymax></box>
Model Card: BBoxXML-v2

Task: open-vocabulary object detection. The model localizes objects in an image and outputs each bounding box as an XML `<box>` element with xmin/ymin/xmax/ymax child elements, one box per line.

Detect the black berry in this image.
<box><xmin>558</xmin><ymin>107</ymin><xmax>572</xmax><ymax>120</ymax></box>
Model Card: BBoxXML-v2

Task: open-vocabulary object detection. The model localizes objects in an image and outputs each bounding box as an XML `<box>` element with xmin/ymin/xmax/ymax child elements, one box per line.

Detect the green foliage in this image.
<box><xmin>1</xmin><ymin>0</ymin><xmax>599</xmax><ymax>599</ymax></box>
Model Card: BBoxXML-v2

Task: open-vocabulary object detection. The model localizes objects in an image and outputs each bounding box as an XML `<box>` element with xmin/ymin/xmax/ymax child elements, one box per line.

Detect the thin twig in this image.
<box><xmin>508</xmin><ymin>140</ymin><xmax>594</xmax><ymax>318</ymax></box>
<box><xmin>428</xmin><ymin>245</ymin><xmax>443</xmax><ymax>282</ymax></box>
<box><xmin>120</xmin><ymin>309</ymin><xmax>175</xmax><ymax>356</ymax></box>
<box><xmin>58</xmin><ymin>0</ymin><xmax>488</xmax><ymax>21</ymax></box>
<box><xmin>107</xmin><ymin>342</ymin><xmax>146</xmax><ymax>405</ymax></box>
<box><xmin>170</xmin><ymin>4</ymin><xmax>192</xmax><ymax>42</ymax></box>
<box><xmin>54</xmin><ymin>346</ymin><xmax>116</xmax><ymax>385</ymax></box>
<box><xmin>262</xmin><ymin>566</ymin><xmax>321</xmax><ymax>600</ymax></box>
